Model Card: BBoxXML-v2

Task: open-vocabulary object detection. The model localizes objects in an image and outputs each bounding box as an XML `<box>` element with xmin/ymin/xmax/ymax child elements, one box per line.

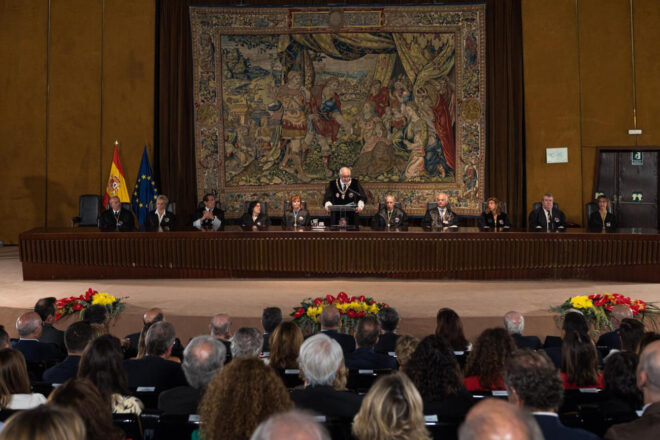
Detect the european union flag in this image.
<box><xmin>132</xmin><ymin>146</ymin><xmax>159</xmax><ymax>226</ymax></box>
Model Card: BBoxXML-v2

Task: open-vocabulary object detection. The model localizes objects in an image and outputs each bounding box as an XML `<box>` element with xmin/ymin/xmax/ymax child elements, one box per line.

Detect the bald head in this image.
<box><xmin>143</xmin><ymin>308</ymin><xmax>164</xmax><ymax>325</ymax></box>
<box><xmin>611</xmin><ymin>305</ymin><xmax>633</xmax><ymax>327</ymax></box>
<box><xmin>320</xmin><ymin>306</ymin><xmax>340</xmax><ymax>330</ymax></box>
<box><xmin>16</xmin><ymin>312</ymin><xmax>43</xmax><ymax>338</ymax></box>
<box><xmin>210</xmin><ymin>314</ymin><xmax>232</xmax><ymax>340</ymax></box>
<box><xmin>638</xmin><ymin>340</ymin><xmax>660</xmax><ymax>403</ymax></box>
<box><xmin>459</xmin><ymin>399</ymin><xmax>543</xmax><ymax>440</ymax></box>
<box><xmin>504</xmin><ymin>311</ymin><xmax>524</xmax><ymax>334</ymax></box>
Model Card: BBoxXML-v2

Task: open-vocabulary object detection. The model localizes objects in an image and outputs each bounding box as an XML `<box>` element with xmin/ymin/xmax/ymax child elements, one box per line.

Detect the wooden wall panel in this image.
<box><xmin>634</xmin><ymin>0</ymin><xmax>660</xmax><ymax>146</ymax></box>
<box><xmin>0</xmin><ymin>0</ymin><xmax>48</xmax><ymax>244</ymax></box>
<box><xmin>579</xmin><ymin>0</ymin><xmax>634</xmax><ymax>147</ymax></box>
<box><xmin>47</xmin><ymin>0</ymin><xmax>102</xmax><ymax>227</ymax></box>
<box><xmin>102</xmin><ymin>0</ymin><xmax>156</xmax><ymax>195</ymax></box>
<box><xmin>522</xmin><ymin>0</ymin><xmax>582</xmax><ymax>223</ymax></box>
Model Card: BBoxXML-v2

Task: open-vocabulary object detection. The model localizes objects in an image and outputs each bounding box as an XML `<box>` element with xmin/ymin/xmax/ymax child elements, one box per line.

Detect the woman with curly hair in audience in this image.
<box><xmin>0</xmin><ymin>348</ymin><xmax>46</xmax><ymax>409</ymax></box>
<box><xmin>197</xmin><ymin>356</ymin><xmax>293</xmax><ymax>440</ymax></box>
<box><xmin>395</xmin><ymin>334</ymin><xmax>420</xmax><ymax>370</ymax></box>
<box><xmin>352</xmin><ymin>372</ymin><xmax>430</xmax><ymax>440</ymax></box>
<box><xmin>435</xmin><ymin>308</ymin><xmax>470</xmax><ymax>353</ymax></box>
<box><xmin>561</xmin><ymin>330</ymin><xmax>603</xmax><ymax>388</ymax></box>
<box><xmin>48</xmin><ymin>378</ymin><xmax>125</xmax><ymax>440</ymax></box>
<box><xmin>404</xmin><ymin>335</ymin><xmax>474</xmax><ymax>420</ymax></box>
<box><xmin>268</xmin><ymin>321</ymin><xmax>304</xmax><ymax>370</ymax></box>
<box><xmin>77</xmin><ymin>334</ymin><xmax>144</xmax><ymax>414</ymax></box>
<box><xmin>601</xmin><ymin>351</ymin><xmax>643</xmax><ymax>417</ymax></box>
<box><xmin>464</xmin><ymin>328</ymin><xmax>516</xmax><ymax>391</ymax></box>
<box><xmin>0</xmin><ymin>405</ymin><xmax>86</xmax><ymax>440</ymax></box>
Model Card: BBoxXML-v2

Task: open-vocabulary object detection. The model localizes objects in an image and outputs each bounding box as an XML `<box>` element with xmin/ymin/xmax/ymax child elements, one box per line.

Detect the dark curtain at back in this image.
<box><xmin>157</xmin><ymin>0</ymin><xmax>525</xmax><ymax>226</ymax></box>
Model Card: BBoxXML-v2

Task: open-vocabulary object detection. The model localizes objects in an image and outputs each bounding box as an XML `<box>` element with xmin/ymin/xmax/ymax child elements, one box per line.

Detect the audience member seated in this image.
<box><xmin>0</xmin><ymin>349</ymin><xmax>47</xmax><ymax>409</ymax></box>
<box><xmin>290</xmin><ymin>334</ymin><xmax>363</xmax><ymax>419</ymax></box>
<box><xmin>231</xmin><ymin>327</ymin><xmax>263</xmax><ymax>359</ymax></box>
<box><xmin>269</xmin><ymin>322</ymin><xmax>304</xmax><ymax>370</ymax></box>
<box><xmin>34</xmin><ymin>297</ymin><xmax>66</xmax><ymax>355</ymax></box>
<box><xmin>78</xmin><ymin>334</ymin><xmax>144</xmax><ymax>414</ymax></box>
<box><xmin>250</xmin><ymin>409</ymin><xmax>330</xmax><ymax>440</ymax></box>
<box><xmin>48</xmin><ymin>378</ymin><xmax>125</xmax><ymax>440</ymax></box>
<box><xmin>125</xmin><ymin>307</ymin><xmax>163</xmax><ymax>356</ymax></box>
<box><xmin>158</xmin><ymin>335</ymin><xmax>226</xmax><ymax>415</ymax></box>
<box><xmin>504</xmin><ymin>310</ymin><xmax>541</xmax><ymax>350</ymax></box>
<box><xmin>43</xmin><ymin>321</ymin><xmax>93</xmax><ymax>384</ymax></box>
<box><xmin>404</xmin><ymin>335</ymin><xmax>475</xmax><ymax>421</ymax></box>
<box><xmin>615</xmin><ymin>318</ymin><xmax>645</xmax><ymax>356</ymax></box>
<box><xmin>317</xmin><ymin>305</ymin><xmax>355</xmax><ymax>355</ymax></box>
<box><xmin>605</xmin><ymin>340</ymin><xmax>660</xmax><ymax>439</ymax></box>
<box><xmin>345</xmin><ymin>315</ymin><xmax>398</xmax><ymax>371</ymax></box>
<box><xmin>545</xmin><ymin>311</ymin><xmax>590</xmax><ymax>368</ymax></box>
<box><xmin>459</xmin><ymin>398</ymin><xmax>543</xmax><ymax>440</ymax></box>
<box><xmin>123</xmin><ymin>321</ymin><xmax>187</xmax><ymax>391</ymax></box>
<box><xmin>464</xmin><ymin>327</ymin><xmax>515</xmax><ymax>391</ymax></box>
<box><xmin>394</xmin><ymin>334</ymin><xmax>419</xmax><ymax>370</ymax></box>
<box><xmin>0</xmin><ymin>325</ymin><xmax>9</xmax><ymax>349</ymax></box>
<box><xmin>12</xmin><ymin>311</ymin><xmax>62</xmax><ymax>366</ymax></box>
<box><xmin>601</xmin><ymin>351</ymin><xmax>644</xmax><ymax>418</ymax></box>
<box><xmin>240</xmin><ymin>201</ymin><xmax>271</xmax><ymax>229</ymax></box>
<box><xmin>637</xmin><ymin>332</ymin><xmax>660</xmax><ymax>355</ymax></box>
<box><xmin>504</xmin><ymin>349</ymin><xmax>599</xmax><ymax>440</ymax></box>
<box><xmin>374</xmin><ymin>307</ymin><xmax>400</xmax><ymax>354</ymax></box>
<box><xmin>435</xmin><ymin>308</ymin><xmax>471</xmax><ymax>354</ymax></box>
<box><xmin>209</xmin><ymin>313</ymin><xmax>233</xmax><ymax>363</ymax></box>
<box><xmin>561</xmin><ymin>331</ymin><xmax>603</xmax><ymax>389</ymax></box>
<box><xmin>198</xmin><ymin>357</ymin><xmax>293</xmax><ymax>440</ymax></box>
<box><xmin>0</xmin><ymin>405</ymin><xmax>86</xmax><ymax>440</ymax></box>
<box><xmin>81</xmin><ymin>304</ymin><xmax>109</xmax><ymax>329</ymax></box>
<box><xmin>99</xmin><ymin>196</ymin><xmax>135</xmax><ymax>232</ymax></box>
<box><xmin>261</xmin><ymin>307</ymin><xmax>282</xmax><ymax>355</ymax></box>
<box><xmin>352</xmin><ymin>372</ymin><xmax>431</xmax><ymax>440</ymax></box>
<box><xmin>597</xmin><ymin>305</ymin><xmax>634</xmax><ymax>355</ymax></box>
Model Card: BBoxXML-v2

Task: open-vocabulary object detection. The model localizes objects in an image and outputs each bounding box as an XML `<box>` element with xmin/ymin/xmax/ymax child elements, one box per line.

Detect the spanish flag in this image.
<box><xmin>102</xmin><ymin>142</ymin><xmax>130</xmax><ymax>208</ymax></box>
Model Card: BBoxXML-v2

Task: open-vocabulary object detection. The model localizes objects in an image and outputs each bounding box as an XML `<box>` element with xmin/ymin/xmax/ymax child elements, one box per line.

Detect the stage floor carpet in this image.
<box><xmin>2</xmin><ymin>246</ymin><xmax>660</xmax><ymax>343</ymax></box>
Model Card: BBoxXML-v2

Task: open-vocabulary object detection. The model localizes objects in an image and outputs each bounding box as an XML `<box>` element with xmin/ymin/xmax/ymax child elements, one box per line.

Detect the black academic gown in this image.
<box><xmin>478</xmin><ymin>211</ymin><xmax>511</xmax><ymax>229</ymax></box>
<box><xmin>323</xmin><ymin>178</ymin><xmax>367</xmax><ymax>227</ymax></box>
<box><xmin>528</xmin><ymin>207</ymin><xmax>567</xmax><ymax>232</ymax></box>
<box><xmin>372</xmin><ymin>207</ymin><xmax>408</xmax><ymax>228</ymax></box>
<box><xmin>240</xmin><ymin>213</ymin><xmax>271</xmax><ymax>228</ymax></box>
<box><xmin>145</xmin><ymin>210</ymin><xmax>176</xmax><ymax>231</ymax></box>
<box><xmin>284</xmin><ymin>210</ymin><xmax>311</xmax><ymax>227</ymax></box>
<box><xmin>422</xmin><ymin>207</ymin><xmax>459</xmax><ymax>228</ymax></box>
<box><xmin>588</xmin><ymin>211</ymin><xmax>616</xmax><ymax>233</ymax></box>
<box><xmin>99</xmin><ymin>208</ymin><xmax>135</xmax><ymax>231</ymax></box>
<box><xmin>192</xmin><ymin>207</ymin><xmax>225</xmax><ymax>230</ymax></box>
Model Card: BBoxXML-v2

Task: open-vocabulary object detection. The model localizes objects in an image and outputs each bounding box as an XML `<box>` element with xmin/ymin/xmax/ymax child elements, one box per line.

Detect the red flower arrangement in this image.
<box><xmin>291</xmin><ymin>291</ymin><xmax>389</xmax><ymax>335</ymax></box>
<box><xmin>55</xmin><ymin>288</ymin><xmax>126</xmax><ymax>321</ymax></box>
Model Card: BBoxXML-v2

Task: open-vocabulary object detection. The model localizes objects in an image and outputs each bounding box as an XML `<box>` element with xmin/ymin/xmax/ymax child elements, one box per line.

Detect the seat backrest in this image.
<box><xmin>533</xmin><ymin>201</ymin><xmax>558</xmax><ymax>211</ymax></box>
<box><xmin>283</xmin><ymin>200</ymin><xmax>308</xmax><ymax>214</ymax></box>
<box><xmin>149</xmin><ymin>200</ymin><xmax>176</xmax><ymax>214</ymax></box>
<box><xmin>346</xmin><ymin>369</ymin><xmax>393</xmax><ymax>393</ymax></box>
<box><xmin>378</xmin><ymin>202</ymin><xmax>403</xmax><ymax>211</ymax></box>
<box><xmin>154</xmin><ymin>414</ymin><xmax>200</xmax><ymax>440</ymax></box>
<box><xmin>113</xmin><ymin>413</ymin><xmax>143</xmax><ymax>440</ymax></box>
<box><xmin>244</xmin><ymin>200</ymin><xmax>268</xmax><ymax>216</ymax></box>
<box><xmin>79</xmin><ymin>195</ymin><xmax>100</xmax><ymax>226</ymax></box>
<box><xmin>481</xmin><ymin>201</ymin><xmax>508</xmax><ymax>214</ymax></box>
<box><xmin>585</xmin><ymin>202</ymin><xmax>598</xmax><ymax>220</ymax></box>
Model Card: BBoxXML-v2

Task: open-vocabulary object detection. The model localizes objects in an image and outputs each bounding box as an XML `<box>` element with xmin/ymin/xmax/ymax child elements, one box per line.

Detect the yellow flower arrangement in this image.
<box><xmin>91</xmin><ymin>293</ymin><xmax>117</xmax><ymax>306</ymax></box>
<box><xmin>569</xmin><ymin>295</ymin><xmax>593</xmax><ymax>309</ymax></box>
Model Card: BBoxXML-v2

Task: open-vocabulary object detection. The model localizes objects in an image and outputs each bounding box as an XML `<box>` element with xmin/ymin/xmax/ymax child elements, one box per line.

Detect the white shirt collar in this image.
<box><xmin>532</xmin><ymin>411</ymin><xmax>558</xmax><ymax>417</ymax></box>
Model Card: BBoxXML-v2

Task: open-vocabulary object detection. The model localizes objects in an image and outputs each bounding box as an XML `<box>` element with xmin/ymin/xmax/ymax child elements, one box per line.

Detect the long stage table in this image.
<box><xmin>18</xmin><ymin>227</ymin><xmax>660</xmax><ymax>281</ymax></box>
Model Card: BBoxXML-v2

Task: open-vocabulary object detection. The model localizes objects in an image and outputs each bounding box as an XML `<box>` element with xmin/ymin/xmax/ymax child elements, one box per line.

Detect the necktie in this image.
<box><xmin>114</xmin><ymin>211</ymin><xmax>119</xmax><ymax>218</ymax></box>
<box><xmin>342</xmin><ymin>184</ymin><xmax>346</xmax><ymax>191</ymax></box>
<box><xmin>546</xmin><ymin>210</ymin><xmax>551</xmax><ymax>231</ymax></box>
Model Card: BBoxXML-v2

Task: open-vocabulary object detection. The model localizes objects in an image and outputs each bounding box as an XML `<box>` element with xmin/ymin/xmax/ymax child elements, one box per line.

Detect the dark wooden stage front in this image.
<box><xmin>18</xmin><ymin>227</ymin><xmax>660</xmax><ymax>281</ymax></box>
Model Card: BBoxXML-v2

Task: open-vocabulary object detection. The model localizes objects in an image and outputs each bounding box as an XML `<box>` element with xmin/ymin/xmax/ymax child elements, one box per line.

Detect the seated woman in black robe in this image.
<box><xmin>478</xmin><ymin>197</ymin><xmax>511</xmax><ymax>230</ymax></box>
<box><xmin>588</xmin><ymin>195</ymin><xmax>616</xmax><ymax>232</ymax></box>
<box><xmin>283</xmin><ymin>194</ymin><xmax>310</xmax><ymax>228</ymax></box>
<box><xmin>240</xmin><ymin>201</ymin><xmax>271</xmax><ymax>230</ymax></box>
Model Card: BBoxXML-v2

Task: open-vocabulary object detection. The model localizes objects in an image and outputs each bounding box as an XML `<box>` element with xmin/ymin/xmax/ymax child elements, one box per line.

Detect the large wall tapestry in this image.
<box><xmin>190</xmin><ymin>5</ymin><xmax>486</xmax><ymax>217</ymax></box>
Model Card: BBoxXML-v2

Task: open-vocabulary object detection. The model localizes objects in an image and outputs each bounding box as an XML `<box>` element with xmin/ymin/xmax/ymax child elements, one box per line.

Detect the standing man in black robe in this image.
<box><xmin>323</xmin><ymin>167</ymin><xmax>367</xmax><ymax>227</ymax></box>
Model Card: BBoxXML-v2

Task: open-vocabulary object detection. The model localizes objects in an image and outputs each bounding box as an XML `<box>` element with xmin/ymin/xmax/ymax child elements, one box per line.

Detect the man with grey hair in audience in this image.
<box><xmin>605</xmin><ymin>340</ymin><xmax>660</xmax><ymax>439</ymax></box>
<box><xmin>123</xmin><ymin>321</ymin><xmax>187</xmax><ymax>390</ymax></box>
<box><xmin>291</xmin><ymin>333</ymin><xmax>362</xmax><ymax>419</ymax></box>
<box><xmin>231</xmin><ymin>327</ymin><xmax>263</xmax><ymax>358</ymax></box>
<box><xmin>504</xmin><ymin>311</ymin><xmax>541</xmax><ymax>350</ymax></box>
<box><xmin>158</xmin><ymin>335</ymin><xmax>226</xmax><ymax>414</ymax></box>
<box><xmin>251</xmin><ymin>409</ymin><xmax>330</xmax><ymax>440</ymax></box>
<box><xmin>459</xmin><ymin>398</ymin><xmax>543</xmax><ymax>440</ymax></box>
<box><xmin>209</xmin><ymin>313</ymin><xmax>233</xmax><ymax>363</ymax></box>
<box><xmin>13</xmin><ymin>311</ymin><xmax>62</xmax><ymax>364</ymax></box>
<box><xmin>318</xmin><ymin>305</ymin><xmax>355</xmax><ymax>355</ymax></box>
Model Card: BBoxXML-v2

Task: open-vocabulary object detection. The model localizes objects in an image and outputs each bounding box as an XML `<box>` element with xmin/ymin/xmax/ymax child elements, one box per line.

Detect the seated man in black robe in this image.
<box><xmin>99</xmin><ymin>196</ymin><xmax>135</xmax><ymax>231</ymax></box>
<box><xmin>372</xmin><ymin>195</ymin><xmax>408</xmax><ymax>229</ymax></box>
<box><xmin>323</xmin><ymin>167</ymin><xmax>367</xmax><ymax>227</ymax></box>
<box><xmin>422</xmin><ymin>192</ymin><xmax>459</xmax><ymax>229</ymax></box>
<box><xmin>528</xmin><ymin>193</ymin><xmax>566</xmax><ymax>232</ymax></box>
<box><xmin>192</xmin><ymin>193</ymin><xmax>224</xmax><ymax>231</ymax></box>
